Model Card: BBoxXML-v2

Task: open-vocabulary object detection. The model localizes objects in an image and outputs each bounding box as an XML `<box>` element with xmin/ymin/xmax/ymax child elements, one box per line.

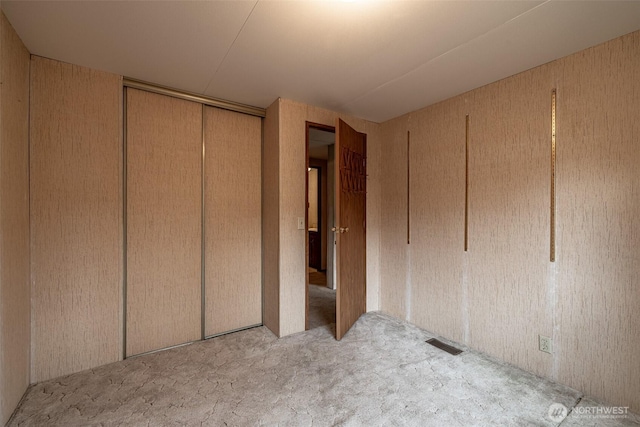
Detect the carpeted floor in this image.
<box><xmin>307</xmin><ymin>268</ymin><xmax>336</xmax><ymax>332</ymax></box>
<box><xmin>308</xmin><ymin>282</ymin><xmax>336</xmax><ymax>332</ymax></box>
<box><xmin>8</xmin><ymin>312</ymin><xmax>639</xmax><ymax>426</ymax></box>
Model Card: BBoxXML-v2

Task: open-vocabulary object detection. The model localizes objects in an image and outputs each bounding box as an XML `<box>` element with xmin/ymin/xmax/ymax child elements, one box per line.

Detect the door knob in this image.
<box><xmin>331</xmin><ymin>227</ymin><xmax>349</xmax><ymax>233</ymax></box>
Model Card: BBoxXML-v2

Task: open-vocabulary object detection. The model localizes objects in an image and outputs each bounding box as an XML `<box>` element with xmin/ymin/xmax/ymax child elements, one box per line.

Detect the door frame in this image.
<box><xmin>305</xmin><ymin>121</ymin><xmax>335</xmax><ymax>331</ymax></box>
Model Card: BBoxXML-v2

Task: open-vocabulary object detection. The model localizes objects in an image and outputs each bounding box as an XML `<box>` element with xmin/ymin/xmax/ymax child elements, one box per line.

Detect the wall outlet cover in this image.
<box><xmin>539</xmin><ymin>335</ymin><xmax>552</xmax><ymax>354</ymax></box>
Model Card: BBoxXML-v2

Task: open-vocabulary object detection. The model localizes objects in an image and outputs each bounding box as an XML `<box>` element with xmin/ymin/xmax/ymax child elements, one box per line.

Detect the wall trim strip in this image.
<box><xmin>122</xmin><ymin>86</ymin><xmax>128</xmax><ymax>360</ymax></box>
<box><xmin>201</xmin><ymin>105</ymin><xmax>206</xmax><ymax>340</ymax></box>
<box><xmin>464</xmin><ymin>114</ymin><xmax>469</xmax><ymax>252</ymax></box>
<box><xmin>550</xmin><ymin>89</ymin><xmax>556</xmax><ymax>263</ymax></box>
<box><xmin>123</xmin><ymin>78</ymin><xmax>266</xmax><ymax>118</ymax></box>
<box><xmin>407</xmin><ymin>130</ymin><xmax>411</xmax><ymax>245</ymax></box>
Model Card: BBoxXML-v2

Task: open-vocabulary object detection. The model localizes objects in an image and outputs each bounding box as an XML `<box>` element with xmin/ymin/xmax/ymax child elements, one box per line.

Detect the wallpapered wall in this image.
<box><xmin>379</xmin><ymin>30</ymin><xmax>640</xmax><ymax>412</ymax></box>
<box><xmin>0</xmin><ymin>12</ymin><xmax>30</xmax><ymax>426</ymax></box>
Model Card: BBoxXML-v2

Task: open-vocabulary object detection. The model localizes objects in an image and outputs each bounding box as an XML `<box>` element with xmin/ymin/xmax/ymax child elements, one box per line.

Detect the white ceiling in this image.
<box><xmin>3</xmin><ymin>1</ymin><xmax>640</xmax><ymax>123</ymax></box>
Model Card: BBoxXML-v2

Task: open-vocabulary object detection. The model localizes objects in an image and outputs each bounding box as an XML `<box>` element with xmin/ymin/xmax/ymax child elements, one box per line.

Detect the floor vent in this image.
<box><xmin>426</xmin><ymin>338</ymin><xmax>462</xmax><ymax>355</ymax></box>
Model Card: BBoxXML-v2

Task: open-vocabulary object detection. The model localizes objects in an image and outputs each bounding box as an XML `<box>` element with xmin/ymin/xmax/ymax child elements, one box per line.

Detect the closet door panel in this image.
<box><xmin>204</xmin><ymin>106</ymin><xmax>262</xmax><ymax>336</ymax></box>
<box><xmin>126</xmin><ymin>89</ymin><xmax>202</xmax><ymax>356</ymax></box>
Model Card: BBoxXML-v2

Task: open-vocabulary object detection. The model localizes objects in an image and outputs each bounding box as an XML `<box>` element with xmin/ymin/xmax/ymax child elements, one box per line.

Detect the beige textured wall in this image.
<box><xmin>555</xmin><ymin>31</ymin><xmax>640</xmax><ymax>413</ymax></box>
<box><xmin>379</xmin><ymin>30</ymin><xmax>640</xmax><ymax>412</ymax></box>
<box><xmin>380</xmin><ymin>117</ymin><xmax>409</xmax><ymax>320</ymax></box>
<box><xmin>263</xmin><ymin>99</ymin><xmax>280</xmax><ymax>335</ymax></box>
<box><xmin>270</xmin><ymin>99</ymin><xmax>381</xmax><ymax>337</ymax></box>
<box><xmin>30</xmin><ymin>56</ymin><xmax>122</xmax><ymax>382</ymax></box>
<box><xmin>364</xmin><ymin>118</ymin><xmax>381</xmax><ymax>314</ymax></box>
<box><xmin>0</xmin><ymin>12</ymin><xmax>30</xmax><ymax>425</ymax></box>
<box><xmin>409</xmin><ymin>95</ymin><xmax>470</xmax><ymax>345</ymax></box>
<box><xmin>277</xmin><ymin>99</ymin><xmax>308</xmax><ymax>337</ymax></box>
<box><xmin>467</xmin><ymin>64</ymin><xmax>556</xmax><ymax>378</ymax></box>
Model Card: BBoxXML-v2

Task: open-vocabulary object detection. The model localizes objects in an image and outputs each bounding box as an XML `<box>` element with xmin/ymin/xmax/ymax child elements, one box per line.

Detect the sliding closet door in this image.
<box><xmin>126</xmin><ymin>89</ymin><xmax>202</xmax><ymax>356</ymax></box>
<box><xmin>204</xmin><ymin>106</ymin><xmax>262</xmax><ymax>336</ymax></box>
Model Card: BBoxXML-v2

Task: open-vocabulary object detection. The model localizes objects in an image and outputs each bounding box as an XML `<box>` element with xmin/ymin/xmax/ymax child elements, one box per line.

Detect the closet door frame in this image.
<box><xmin>122</xmin><ymin>82</ymin><xmax>265</xmax><ymax>356</ymax></box>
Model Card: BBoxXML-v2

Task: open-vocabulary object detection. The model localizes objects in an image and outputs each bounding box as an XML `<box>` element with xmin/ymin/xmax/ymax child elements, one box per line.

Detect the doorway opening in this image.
<box><xmin>305</xmin><ymin>122</ymin><xmax>336</xmax><ymax>334</ymax></box>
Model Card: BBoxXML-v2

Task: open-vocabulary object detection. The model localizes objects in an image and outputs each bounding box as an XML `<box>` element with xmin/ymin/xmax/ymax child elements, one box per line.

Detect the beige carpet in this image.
<box><xmin>308</xmin><ymin>283</ymin><xmax>335</xmax><ymax>332</ymax></box>
<box><xmin>307</xmin><ymin>269</ymin><xmax>335</xmax><ymax>332</ymax></box>
<box><xmin>8</xmin><ymin>312</ymin><xmax>639</xmax><ymax>426</ymax></box>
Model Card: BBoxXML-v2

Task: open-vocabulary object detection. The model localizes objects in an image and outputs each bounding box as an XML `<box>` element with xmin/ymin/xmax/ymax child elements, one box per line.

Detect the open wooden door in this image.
<box><xmin>335</xmin><ymin>119</ymin><xmax>367</xmax><ymax>340</ymax></box>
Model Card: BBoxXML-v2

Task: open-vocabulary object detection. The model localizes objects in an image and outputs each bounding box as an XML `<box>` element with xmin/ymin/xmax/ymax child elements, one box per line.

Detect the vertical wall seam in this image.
<box><xmin>550</xmin><ymin>89</ymin><xmax>557</xmax><ymax>263</ymax></box>
<box><xmin>117</xmin><ymin>77</ymin><xmax>123</xmax><ymax>360</ymax></box>
<box><xmin>462</xmin><ymin>113</ymin><xmax>470</xmax><ymax>345</ymax></box>
<box><xmin>261</xmin><ymin>118</ymin><xmax>265</xmax><ymax>327</ymax></box>
<box><xmin>201</xmin><ymin>105</ymin><xmax>206</xmax><ymax>340</ymax></box>
<box><xmin>276</xmin><ymin>99</ymin><xmax>282</xmax><ymax>337</ymax></box>
<box><xmin>29</xmin><ymin>55</ymin><xmax>36</xmax><ymax>380</ymax></box>
<box><xmin>122</xmin><ymin>86</ymin><xmax>128</xmax><ymax>359</ymax></box>
<box><xmin>407</xmin><ymin>130</ymin><xmax>410</xmax><ymax>245</ymax></box>
<box><xmin>27</xmin><ymin>54</ymin><xmax>34</xmax><ymax>381</ymax></box>
<box><xmin>462</xmin><ymin>255</ymin><xmax>470</xmax><ymax>345</ymax></box>
<box><xmin>464</xmin><ymin>114</ymin><xmax>469</xmax><ymax>252</ymax></box>
<box><xmin>405</xmin><ymin>117</ymin><xmax>411</xmax><ymax>322</ymax></box>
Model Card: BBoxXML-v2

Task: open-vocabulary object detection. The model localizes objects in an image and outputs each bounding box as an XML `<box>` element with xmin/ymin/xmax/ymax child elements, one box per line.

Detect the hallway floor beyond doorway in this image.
<box><xmin>8</xmin><ymin>312</ymin><xmax>639</xmax><ymax>426</ymax></box>
<box><xmin>308</xmin><ymin>281</ymin><xmax>335</xmax><ymax>332</ymax></box>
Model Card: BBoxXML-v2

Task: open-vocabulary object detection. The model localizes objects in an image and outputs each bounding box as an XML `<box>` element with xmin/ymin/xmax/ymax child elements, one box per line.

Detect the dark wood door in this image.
<box><xmin>335</xmin><ymin>119</ymin><xmax>367</xmax><ymax>340</ymax></box>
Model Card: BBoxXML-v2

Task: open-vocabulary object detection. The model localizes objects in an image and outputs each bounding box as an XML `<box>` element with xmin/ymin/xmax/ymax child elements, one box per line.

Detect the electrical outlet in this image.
<box><xmin>539</xmin><ymin>335</ymin><xmax>552</xmax><ymax>354</ymax></box>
